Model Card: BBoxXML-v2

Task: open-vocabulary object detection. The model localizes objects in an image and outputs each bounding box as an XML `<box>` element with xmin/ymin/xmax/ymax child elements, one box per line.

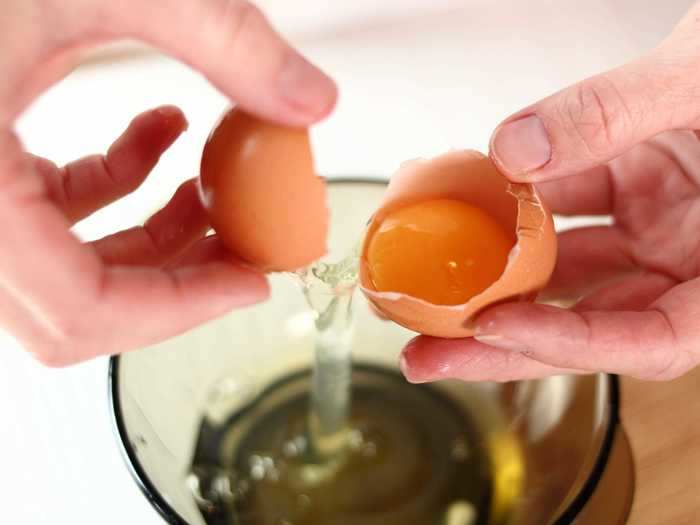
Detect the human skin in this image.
<box><xmin>0</xmin><ymin>0</ymin><xmax>337</xmax><ymax>366</ymax></box>
<box><xmin>402</xmin><ymin>2</ymin><xmax>700</xmax><ymax>383</ymax></box>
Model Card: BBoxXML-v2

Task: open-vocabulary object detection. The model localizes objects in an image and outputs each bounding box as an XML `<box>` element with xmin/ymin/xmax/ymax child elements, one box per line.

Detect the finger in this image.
<box><xmin>0</xmin><ymin>284</ymin><xmax>49</xmax><ymax>356</ymax></box>
<box><xmin>574</xmin><ymin>272</ymin><xmax>676</xmax><ymax>311</ymax></box>
<box><xmin>35</xmin><ymin>262</ymin><xmax>269</xmax><ymax>366</ymax></box>
<box><xmin>95</xmin><ymin>262</ymin><xmax>269</xmax><ymax>361</ymax></box>
<box><xmin>400</xmin><ymin>336</ymin><xmax>580</xmax><ymax>383</ymax></box>
<box><xmin>122</xmin><ymin>0</ymin><xmax>337</xmax><ymax>124</ymax></box>
<box><xmin>488</xmin><ymin>15</ymin><xmax>700</xmax><ymax>182</ymax></box>
<box><xmin>18</xmin><ymin>1</ymin><xmax>337</xmax><ymax>127</ymax></box>
<box><xmin>165</xmin><ymin>236</ymin><xmax>231</xmax><ymax>269</ymax></box>
<box><xmin>473</xmin><ymin>280</ymin><xmax>698</xmax><ymax>380</ymax></box>
<box><xmin>0</xmin><ymin>130</ymin><xmax>101</xmax><ymax>341</ymax></box>
<box><xmin>542</xmin><ymin>226</ymin><xmax>636</xmax><ymax>302</ymax></box>
<box><xmin>401</xmin><ymin>273</ymin><xmax>676</xmax><ymax>383</ymax></box>
<box><xmin>535</xmin><ymin>165</ymin><xmax>613</xmax><ymax>215</ymax></box>
<box><xmin>90</xmin><ymin>179</ymin><xmax>209</xmax><ymax>266</ymax></box>
<box><xmin>0</xmin><ymin>119</ymin><xmax>266</xmax><ymax>369</ymax></box>
<box><xmin>36</xmin><ymin>106</ymin><xmax>187</xmax><ymax>224</ymax></box>
<box><xmin>534</xmin><ymin>129</ymin><xmax>700</xmax><ymax>216</ymax></box>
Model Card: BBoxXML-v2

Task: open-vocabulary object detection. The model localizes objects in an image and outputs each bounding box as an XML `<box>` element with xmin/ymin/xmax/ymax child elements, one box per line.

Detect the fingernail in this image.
<box><xmin>491</xmin><ymin>115</ymin><xmax>551</xmax><ymax>175</ymax></box>
<box><xmin>399</xmin><ymin>341</ymin><xmax>431</xmax><ymax>383</ymax></box>
<box><xmin>154</xmin><ymin>105</ymin><xmax>181</xmax><ymax>117</ymax></box>
<box><xmin>399</xmin><ymin>353</ymin><xmax>420</xmax><ymax>383</ymax></box>
<box><xmin>278</xmin><ymin>52</ymin><xmax>337</xmax><ymax>116</ymax></box>
<box><xmin>474</xmin><ymin>333</ymin><xmax>526</xmax><ymax>352</ymax></box>
<box><xmin>154</xmin><ymin>105</ymin><xmax>188</xmax><ymax>129</ymax></box>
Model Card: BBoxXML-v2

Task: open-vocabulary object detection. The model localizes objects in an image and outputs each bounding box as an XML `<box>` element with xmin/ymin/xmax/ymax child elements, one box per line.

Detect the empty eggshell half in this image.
<box><xmin>359</xmin><ymin>150</ymin><xmax>557</xmax><ymax>338</ymax></box>
<box><xmin>199</xmin><ymin>108</ymin><xmax>327</xmax><ymax>272</ymax></box>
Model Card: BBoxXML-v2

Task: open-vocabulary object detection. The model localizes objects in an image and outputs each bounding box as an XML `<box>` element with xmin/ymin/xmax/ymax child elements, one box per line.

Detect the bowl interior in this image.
<box><xmin>110</xmin><ymin>180</ymin><xmax>614</xmax><ymax>525</ymax></box>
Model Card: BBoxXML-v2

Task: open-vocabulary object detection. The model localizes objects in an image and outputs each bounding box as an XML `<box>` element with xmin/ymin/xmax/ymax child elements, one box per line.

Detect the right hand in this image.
<box><xmin>0</xmin><ymin>0</ymin><xmax>337</xmax><ymax>366</ymax></box>
<box><xmin>401</xmin><ymin>2</ymin><xmax>700</xmax><ymax>383</ymax></box>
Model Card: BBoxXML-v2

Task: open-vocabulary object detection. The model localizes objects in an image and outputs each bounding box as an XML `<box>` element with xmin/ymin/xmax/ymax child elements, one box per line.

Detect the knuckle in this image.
<box><xmin>643</xmin><ymin>350</ymin><xmax>682</xmax><ymax>381</ymax></box>
<box><xmin>26</xmin><ymin>316</ymin><xmax>97</xmax><ymax>367</ymax></box>
<box><xmin>0</xmin><ymin>132</ymin><xmax>27</xmax><ymax>183</ymax></box>
<box><xmin>217</xmin><ymin>0</ymin><xmax>267</xmax><ymax>51</ymax></box>
<box><xmin>560</xmin><ymin>76</ymin><xmax>634</xmax><ymax>158</ymax></box>
<box><xmin>54</xmin><ymin>316</ymin><xmax>84</xmax><ymax>343</ymax></box>
<box><xmin>0</xmin><ymin>132</ymin><xmax>46</xmax><ymax>204</ymax></box>
<box><xmin>49</xmin><ymin>315</ymin><xmax>90</xmax><ymax>348</ymax></box>
<box><xmin>28</xmin><ymin>341</ymin><xmax>72</xmax><ymax>368</ymax></box>
<box><xmin>639</xmin><ymin>311</ymin><xmax>687</xmax><ymax>381</ymax></box>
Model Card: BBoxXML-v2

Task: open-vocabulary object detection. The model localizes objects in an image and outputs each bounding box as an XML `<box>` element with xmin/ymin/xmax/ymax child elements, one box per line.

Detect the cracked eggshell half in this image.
<box><xmin>199</xmin><ymin>108</ymin><xmax>327</xmax><ymax>272</ymax></box>
<box><xmin>359</xmin><ymin>150</ymin><xmax>557</xmax><ymax>338</ymax></box>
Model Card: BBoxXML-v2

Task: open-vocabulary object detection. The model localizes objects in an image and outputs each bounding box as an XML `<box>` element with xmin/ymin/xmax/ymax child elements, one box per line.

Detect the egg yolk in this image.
<box><xmin>366</xmin><ymin>199</ymin><xmax>514</xmax><ymax>305</ymax></box>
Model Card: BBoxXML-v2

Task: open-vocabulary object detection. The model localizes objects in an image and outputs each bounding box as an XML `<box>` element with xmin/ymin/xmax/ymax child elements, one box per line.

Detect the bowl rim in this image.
<box><xmin>107</xmin><ymin>177</ymin><xmax>622</xmax><ymax>525</ymax></box>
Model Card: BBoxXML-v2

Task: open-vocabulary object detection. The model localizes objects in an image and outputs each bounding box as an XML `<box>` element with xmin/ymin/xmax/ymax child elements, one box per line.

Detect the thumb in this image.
<box><xmin>489</xmin><ymin>49</ymin><xmax>699</xmax><ymax>182</ymax></box>
<box><xmin>119</xmin><ymin>0</ymin><xmax>338</xmax><ymax>126</ymax></box>
<box><xmin>5</xmin><ymin>0</ymin><xmax>337</xmax><ymax>128</ymax></box>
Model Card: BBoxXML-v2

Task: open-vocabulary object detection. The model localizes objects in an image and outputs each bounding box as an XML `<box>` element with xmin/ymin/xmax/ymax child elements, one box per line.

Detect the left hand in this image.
<box><xmin>0</xmin><ymin>0</ymin><xmax>337</xmax><ymax>366</ymax></box>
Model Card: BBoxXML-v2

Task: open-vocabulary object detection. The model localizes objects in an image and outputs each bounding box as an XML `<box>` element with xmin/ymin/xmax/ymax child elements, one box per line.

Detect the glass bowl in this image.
<box><xmin>109</xmin><ymin>179</ymin><xmax>633</xmax><ymax>525</ymax></box>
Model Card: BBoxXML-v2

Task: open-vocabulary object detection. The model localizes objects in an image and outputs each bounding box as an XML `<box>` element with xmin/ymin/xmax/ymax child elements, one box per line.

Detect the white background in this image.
<box><xmin>0</xmin><ymin>1</ymin><xmax>693</xmax><ymax>523</ymax></box>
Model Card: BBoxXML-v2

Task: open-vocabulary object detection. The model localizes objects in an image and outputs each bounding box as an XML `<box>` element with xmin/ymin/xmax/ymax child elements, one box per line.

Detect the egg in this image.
<box><xmin>200</xmin><ymin>109</ymin><xmax>555</xmax><ymax>338</ymax></box>
<box><xmin>199</xmin><ymin>108</ymin><xmax>327</xmax><ymax>272</ymax></box>
<box><xmin>359</xmin><ymin>150</ymin><xmax>557</xmax><ymax>338</ymax></box>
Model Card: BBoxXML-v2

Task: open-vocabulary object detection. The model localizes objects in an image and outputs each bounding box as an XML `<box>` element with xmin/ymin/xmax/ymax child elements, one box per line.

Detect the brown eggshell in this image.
<box><xmin>359</xmin><ymin>150</ymin><xmax>557</xmax><ymax>338</ymax></box>
<box><xmin>199</xmin><ymin>108</ymin><xmax>327</xmax><ymax>272</ymax></box>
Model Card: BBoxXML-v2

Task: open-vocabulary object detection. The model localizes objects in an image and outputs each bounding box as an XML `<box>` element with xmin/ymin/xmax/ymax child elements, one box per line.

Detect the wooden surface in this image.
<box><xmin>621</xmin><ymin>368</ymin><xmax>700</xmax><ymax>525</ymax></box>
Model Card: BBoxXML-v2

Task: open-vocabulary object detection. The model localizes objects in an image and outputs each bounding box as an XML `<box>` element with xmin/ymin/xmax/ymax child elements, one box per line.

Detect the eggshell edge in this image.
<box><xmin>359</xmin><ymin>150</ymin><xmax>557</xmax><ymax>338</ymax></box>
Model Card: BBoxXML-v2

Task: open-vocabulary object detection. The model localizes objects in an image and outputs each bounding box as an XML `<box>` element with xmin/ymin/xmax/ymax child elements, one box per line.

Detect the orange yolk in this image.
<box><xmin>366</xmin><ymin>199</ymin><xmax>515</xmax><ymax>305</ymax></box>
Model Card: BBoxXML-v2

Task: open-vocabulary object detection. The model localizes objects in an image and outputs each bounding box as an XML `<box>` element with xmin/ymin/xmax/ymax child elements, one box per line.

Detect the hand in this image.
<box><xmin>401</xmin><ymin>3</ymin><xmax>700</xmax><ymax>383</ymax></box>
<box><xmin>1</xmin><ymin>0</ymin><xmax>337</xmax><ymax>366</ymax></box>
